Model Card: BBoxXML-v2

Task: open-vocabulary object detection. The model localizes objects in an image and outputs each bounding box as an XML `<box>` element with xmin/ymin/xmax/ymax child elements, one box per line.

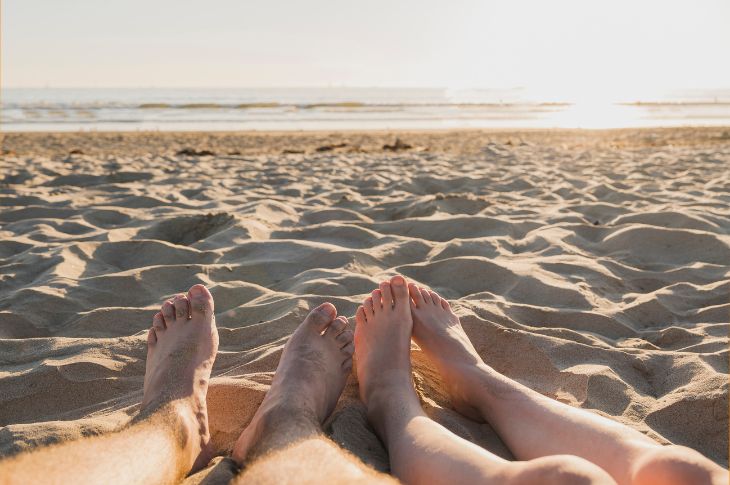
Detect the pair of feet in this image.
<box><xmin>141</xmin><ymin>275</ymin><xmax>481</xmax><ymax>473</ymax></box>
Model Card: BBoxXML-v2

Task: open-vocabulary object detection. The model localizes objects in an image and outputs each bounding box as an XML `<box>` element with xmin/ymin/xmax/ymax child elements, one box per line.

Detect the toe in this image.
<box><xmin>364</xmin><ymin>296</ymin><xmax>375</xmax><ymax>316</ymax></box>
<box><xmin>429</xmin><ymin>291</ymin><xmax>440</xmax><ymax>306</ymax></box>
<box><xmin>408</xmin><ymin>283</ymin><xmax>423</xmax><ymax>307</ymax></box>
<box><xmin>390</xmin><ymin>275</ymin><xmax>408</xmax><ymax>307</ymax></box>
<box><xmin>328</xmin><ymin>316</ymin><xmax>348</xmax><ymax>336</ymax></box>
<box><xmin>152</xmin><ymin>312</ymin><xmax>166</xmax><ymax>331</ymax></box>
<box><xmin>420</xmin><ymin>287</ymin><xmax>432</xmax><ymax>305</ymax></box>
<box><xmin>371</xmin><ymin>289</ymin><xmax>383</xmax><ymax>312</ymax></box>
<box><xmin>356</xmin><ymin>306</ymin><xmax>367</xmax><ymax>324</ymax></box>
<box><xmin>379</xmin><ymin>281</ymin><xmax>394</xmax><ymax>308</ymax></box>
<box><xmin>304</xmin><ymin>302</ymin><xmax>337</xmax><ymax>332</ymax></box>
<box><xmin>147</xmin><ymin>327</ymin><xmax>157</xmax><ymax>345</ymax></box>
<box><xmin>342</xmin><ymin>356</ymin><xmax>353</xmax><ymax>372</ymax></box>
<box><xmin>187</xmin><ymin>284</ymin><xmax>215</xmax><ymax>316</ymax></box>
<box><xmin>336</xmin><ymin>328</ymin><xmax>354</xmax><ymax>346</ymax></box>
<box><xmin>441</xmin><ymin>298</ymin><xmax>450</xmax><ymax>310</ymax></box>
<box><xmin>340</xmin><ymin>341</ymin><xmax>354</xmax><ymax>356</ymax></box>
<box><xmin>173</xmin><ymin>294</ymin><xmax>190</xmax><ymax>321</ymax></box>
<box><xmin>161</xmin><ymin>301</ymin><xmax>176</xmax><ymax>325</ymax></box>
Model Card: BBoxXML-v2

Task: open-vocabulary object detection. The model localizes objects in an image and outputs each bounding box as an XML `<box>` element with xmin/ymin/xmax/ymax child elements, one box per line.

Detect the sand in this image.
<box><xmin>0</xmin><ymin>128</ymin><xmax>728</xmax><ymax>481</ymax></box>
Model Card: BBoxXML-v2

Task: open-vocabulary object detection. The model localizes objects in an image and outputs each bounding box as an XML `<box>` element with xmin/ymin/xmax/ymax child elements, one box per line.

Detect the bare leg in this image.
<box><xmin>231</xmin><ymin>303</ymin><xmax>394</xmax><ymax>484</ymax></box>
<box><xmin>408</xmin><ymin>284</ymin><xmax>728</xmax><ymax>485</ymax></box>
<box><xmin>0</xmin><ymin>284</ymin><xmax>219</xmax><ymax>485</ymax></box>
<box><xmin>355</xmin><ymin>276</ymin><xmax>615</xmax><ymax>485</ymax></box>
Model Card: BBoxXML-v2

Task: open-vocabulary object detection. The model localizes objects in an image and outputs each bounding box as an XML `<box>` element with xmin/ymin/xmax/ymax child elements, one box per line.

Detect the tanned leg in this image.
<box><xmin>0</xmin><ymin>284</ymin><xmax>219</xmax><ymax>485</ymax></box>
<box><xmin>355</xmin><ymin>275</ymin><xmax>615</xmax><ymax>485</ymax></box>
<box><xmin>408</xmin><ymin>283</ymin><xmax>728</xmax><ymax>485</ymax></box>
<box><xmin>230</xmin><ymin>303</ymin><xmax>395</xmax><ymax>485</ymax></box>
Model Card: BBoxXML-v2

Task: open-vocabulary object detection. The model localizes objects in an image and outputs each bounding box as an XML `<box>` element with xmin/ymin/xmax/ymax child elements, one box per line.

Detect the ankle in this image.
<box><xmin>238</xmin><ymin>401</ymin><xmax>323</xmax><ymax>462</ymax></box>
<box><xmin>134</xmin><ymin>399</ymin><xmax>202</xmax><ymax>469</ymax></box>
<box><xmin>456</xmin><ymin>363</ymin><xmax>523</xmax><ymax>417</ymax></box>
<box><xmin>260</xmin><ymin>400</ymin><xmax>323</xmax><ymax>432</ymax></box>
<box><xmin>365</xmin><ymin>380</ymin><xmax>423</xmax><ymax>442</ymax></box>
<box><xmin>363</xmin><ymin>369</ymin><xmax>416</xmax><ymax>406</ymax></box>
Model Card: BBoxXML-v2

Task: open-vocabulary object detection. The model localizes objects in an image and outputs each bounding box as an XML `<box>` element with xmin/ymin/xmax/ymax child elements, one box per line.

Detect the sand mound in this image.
<box><xmin>0</xmin><ymin>129</ymin><xmax>727</xmax><ymax>481</ymax></box>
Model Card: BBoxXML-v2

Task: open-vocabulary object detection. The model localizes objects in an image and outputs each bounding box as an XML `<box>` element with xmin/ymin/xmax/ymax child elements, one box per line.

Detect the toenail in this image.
<box><xmin>190</xmin><ymin>285</ymin><xmax>204</xmax><ymax>297</ymax></box>
<box><xmin>392</xmin><ymin>275</ymin><xmax>405</xmax><ymax>286</ymax></box>
<box><xmin>316</xmin><ymin>303</ymin><xmax>336</xmax><ymax>318</ymax></box>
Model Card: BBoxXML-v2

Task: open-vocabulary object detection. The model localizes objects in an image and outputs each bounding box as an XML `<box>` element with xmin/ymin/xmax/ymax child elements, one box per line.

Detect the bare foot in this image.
<box><xmin>354</xmin><ymin>275</ymin><xmax>420</xmax><ymax>441</ymax></box>
<box><xmin>141</xmin><ymin>284</ymin><xmax>219</xmax><ymax>472</ymax></box>
<box><xmin>232</xmin><ymin>303</ymin><xmax>354</xmax><ymax>464</ymax></box>
<box><xmin>408</xmin><ymin>284</ymin><xmax>484</xmax><ymax>420</ymax></box>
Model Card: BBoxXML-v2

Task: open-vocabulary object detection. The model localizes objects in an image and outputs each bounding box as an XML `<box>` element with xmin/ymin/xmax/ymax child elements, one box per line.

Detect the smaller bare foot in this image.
<box><xmin>142</xmin><ymin>284</ymin><xmax>219</xmax><ymax>472</ymax></box>
<box><xmin>408</xmin><ymin>284</ymin><xmax>484</xmax><ymax>420</ymax></box>
<box><xmin>232</xmin><ymin>303</ymin><xmax>353</xmax><ymax>464</ymax></box>
<box><xmin>355</xmin><ymin>275</ymin><xmax>421</xmax><ymax>441</ymax></box>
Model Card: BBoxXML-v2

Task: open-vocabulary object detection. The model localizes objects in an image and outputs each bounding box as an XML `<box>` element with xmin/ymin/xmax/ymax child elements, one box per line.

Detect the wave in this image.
<box><xmin>619</xmin><ymin>101</ymin><xmax>730</xmax><ymax>107</ymax></box>
<box><xmin>7</xmin><ymin>101</ymin><xmax>573</xmax><ymax>111</ymax></box>
<box><xmin>3</xmin><ymin>88</ymin><xmax>729</xmax><ymax>130</ymax></box>
<box><xmin>8</xmin><ymin>97</ymin><xmax>730</xmax><ymax>112</ymax></box>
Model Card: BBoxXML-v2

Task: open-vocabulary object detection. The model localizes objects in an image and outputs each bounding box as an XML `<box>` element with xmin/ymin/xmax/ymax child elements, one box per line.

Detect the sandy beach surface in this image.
<box><xmin>1</xmin><ymin>128</ymin><xmax>728</xmax><ymax>481</ymax></box>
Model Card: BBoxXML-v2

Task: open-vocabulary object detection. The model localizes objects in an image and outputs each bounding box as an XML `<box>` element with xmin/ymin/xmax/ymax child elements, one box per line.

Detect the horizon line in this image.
<box><xmin>4</xmin><ymin>85</ymin><xmax>730</xmax><ymax>91</ymax></box>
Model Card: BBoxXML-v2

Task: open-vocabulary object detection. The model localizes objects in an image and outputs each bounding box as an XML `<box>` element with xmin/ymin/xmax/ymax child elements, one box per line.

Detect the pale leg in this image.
<box><xmin>408</xmin><ymin>283</ymin><xmax>728</xmax><ymax>485</ymax></box>
<box><xmin>355</xmin><ymin>276</ymin><xmax>615</xmax><ymax>485</ymax></box>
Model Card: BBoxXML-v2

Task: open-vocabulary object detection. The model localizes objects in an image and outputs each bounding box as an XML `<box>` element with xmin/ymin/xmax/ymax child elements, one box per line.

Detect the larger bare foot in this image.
<box><xmin>232</xmin><ymin>303</ymin><xmax>354</xmax><ymax>464</ymax></box>
<box><xmin>408</xmin><ymin>284</ymin><xmax>484</xmax><ymax>420</ymax></box>
<box><xmin>354</xmin><ymin>275</ymin><xmax>420</xmax><ymax>441</ymax></box>
<box><xmin>142</xmin><ymin>284</ymin><xmax>219</xmax><ymax>472</ymax></box>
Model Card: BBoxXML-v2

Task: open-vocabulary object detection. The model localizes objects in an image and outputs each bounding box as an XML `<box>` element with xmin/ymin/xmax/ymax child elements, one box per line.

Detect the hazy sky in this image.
<box><xmin>4</xmin><ymin>0</ymin><xmax>729</xmax><ymax>99</ymax></box>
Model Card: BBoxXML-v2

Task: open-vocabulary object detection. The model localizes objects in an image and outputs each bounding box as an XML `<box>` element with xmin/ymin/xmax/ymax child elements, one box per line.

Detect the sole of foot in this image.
<box><xmin>408</xmin><ymin>283</ymin><xmax>484</xmax><ymax>420</ymax></box>
<box><xmin>231</xmin><ymin>302</ymin><xmax>354</xmax><ymax>464</ymax></box>
<box><xmin>142</xmin><ymin>284</ymin><xmax>219</xmax><ymax>473</ymax></box>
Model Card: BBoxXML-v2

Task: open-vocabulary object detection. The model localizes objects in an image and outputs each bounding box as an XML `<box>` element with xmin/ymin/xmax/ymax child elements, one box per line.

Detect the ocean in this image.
<box><xmin>2</xmin><ymin>87</ymin><xmax>729</xmax><ymax>132</ymax></box>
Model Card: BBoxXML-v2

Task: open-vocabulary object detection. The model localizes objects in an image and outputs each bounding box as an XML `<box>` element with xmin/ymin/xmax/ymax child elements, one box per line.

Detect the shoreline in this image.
<box><xmin>3</xmin><ymin>126</ymin><xmax>730</xmax><ymax>158</ymax></box>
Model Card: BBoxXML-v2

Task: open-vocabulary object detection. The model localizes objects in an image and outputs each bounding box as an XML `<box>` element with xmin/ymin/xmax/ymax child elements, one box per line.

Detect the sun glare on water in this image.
<box><xmin>551</xmin><ymin>102</ymin><xmax>639</xmax><ymax>129</ymax></box>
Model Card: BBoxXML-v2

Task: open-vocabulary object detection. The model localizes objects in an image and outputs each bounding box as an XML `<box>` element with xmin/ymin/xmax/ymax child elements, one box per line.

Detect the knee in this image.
<box><xmin>513</xmin><ymin>455</ymin><xmax>617</xmax><ymax>485</ymax></box>
<box><xmin>632</xmin><ymin>445</ymin><xmax>724</xmax><ymax>485</ymax></box>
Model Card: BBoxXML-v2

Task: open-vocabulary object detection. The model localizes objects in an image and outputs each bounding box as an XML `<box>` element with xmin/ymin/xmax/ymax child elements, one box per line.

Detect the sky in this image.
<box><xmin>3</xmin><ymin>0</ymin><xmax>730</xmax><ymax>101</ymax></box>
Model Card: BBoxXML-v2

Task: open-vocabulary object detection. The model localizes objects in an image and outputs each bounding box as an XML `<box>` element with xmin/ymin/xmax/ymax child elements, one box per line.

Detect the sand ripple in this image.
<box><xmin>0</xmin><ymin>130</ymin><xmax>727</xmax><ymax>474</ymax></box>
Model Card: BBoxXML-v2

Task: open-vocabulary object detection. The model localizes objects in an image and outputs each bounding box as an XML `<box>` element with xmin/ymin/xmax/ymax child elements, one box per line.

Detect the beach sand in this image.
<box><xmin>0</xmin><ymin>128</ymin><xmax>728</xmax><ymax>482</ymax></box>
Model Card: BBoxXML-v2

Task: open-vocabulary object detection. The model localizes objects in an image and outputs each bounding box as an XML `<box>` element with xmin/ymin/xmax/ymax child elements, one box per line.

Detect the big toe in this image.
<box><xmin>390</xmin><ymin>275</ymin><xmax>409</xmax><ymax>305</ymax></box>
<box><xmin>187</xmin><ymin>284</ymin><xmax>215</xmax><ymax>317</ymax></box>
<box><xmin>304</xmin><ymin>302</ymin><xmax>337</xmax><ymax>332</ymax></box>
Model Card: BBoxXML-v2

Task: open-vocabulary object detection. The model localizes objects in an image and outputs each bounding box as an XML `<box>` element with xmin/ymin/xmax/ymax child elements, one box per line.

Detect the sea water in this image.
<box><xmin>2</xmin><ymin>87</ymin><xmax>729</xmax><ymax>132</ymax></box>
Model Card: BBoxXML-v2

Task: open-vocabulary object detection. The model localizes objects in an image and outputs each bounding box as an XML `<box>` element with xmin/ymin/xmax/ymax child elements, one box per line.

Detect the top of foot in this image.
<box><xmin>232</xmin><ymin>302</ymin><xmax>354</xmax><ymax>464</ymax></box>
<box><xmin>408</xmin><ymin>284</ymin><xmax>484</xmax><ymax>419</ymax></box>
<box><xmin>143</xmin><ymin>284</ymin><xmax>219</xmax><ymax>472</ymax></box>
<box><xmin>354</xmin><ymin>275</ymin><xmax>418</xmax><ymax>420</ymax></box>
<box><xmin>408</xmin><ymin>284</ymin><xmax>481</xmax><ymax>368</ymax></box>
